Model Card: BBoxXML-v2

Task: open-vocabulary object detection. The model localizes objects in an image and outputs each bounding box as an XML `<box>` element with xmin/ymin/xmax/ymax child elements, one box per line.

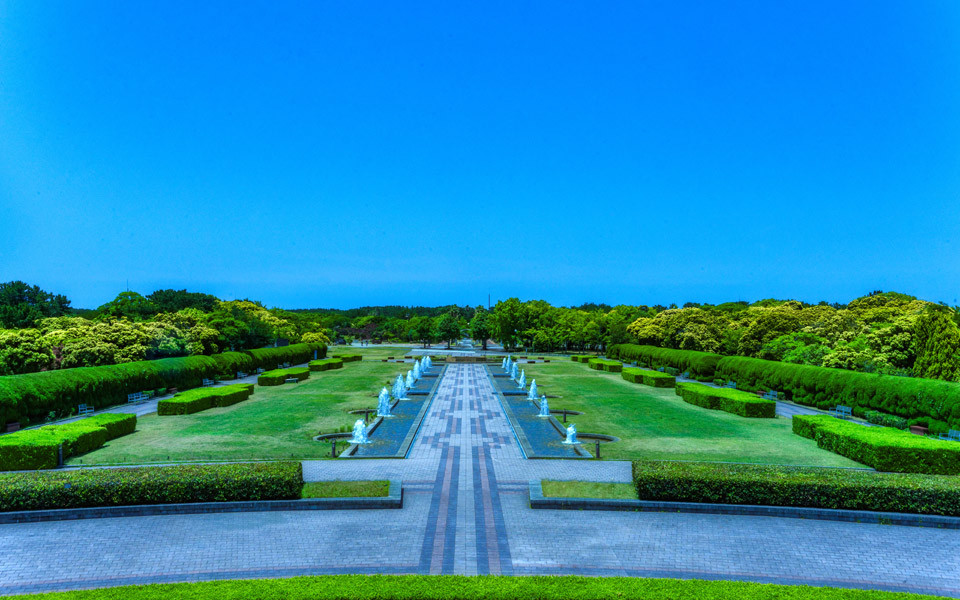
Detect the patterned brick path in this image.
<box><xmin>1</xmin><ymin>365</ymin><xmax>959</xmax><ymax>596</ymax></box>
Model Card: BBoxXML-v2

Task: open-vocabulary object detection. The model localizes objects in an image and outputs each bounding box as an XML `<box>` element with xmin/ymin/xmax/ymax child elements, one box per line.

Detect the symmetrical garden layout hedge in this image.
<box><xmin>675</xmin><ymin>382</ymin><xmax>776</xmax><ymax>418</ymax></box>
<box><xmin>0</xmin><ymin>413</ymin><xmax>137</xmax><ymax>471</ymax></box>
<box><xmin>793</xmin><ymin>415</ymin><xmax>960</xmax><ymax>475</ymax></box>
<box><xmin>632</xmin><ymin>460</ymin><xmax>960</xmax><ymax>516</ymax></box>
<box><xmin>157</xmin><ymin>384</ymin><xmax>255</xmax><ymax>416</ymax></box>
<box><xmin>0</xmin><ymin>461</ymin><xmax>303</xmax><ymax>511</ymax></box>
<box><xmin>587</xmin><ymin>358</ymin><xmax>622</xmax><ymax>373</ymax></box>
<box><xmin>331</xmin><ymin>354</ymin><xmax>362</xmax><ymax>362</ymax></box>
<box><xmin>621</xmin><ymin>368</ymin><xmax>676</xmax><ymax>388</ymax></box>
<box><xmin>0</xmin><ymin>343</ymin><xmax>325</xmax><ymax>429</ymax></box>
<box><xmin>309</xmin><ymin>358</ymin><xmax>344</xmax><ymax>371</ymax></box>
<box><xmin>570</xmin><ymin>355</ymin><xmax>592</xmax><ymax>363</ymax></box>
<box><xmin>608</xmin><ymin>344</ymin><xmax>721</xmax><ymax>379</ymax></box>
<box><xmin>258</xmin><ymin>367</ymin><xmax>310</xmax><ymax>386</ymax></box>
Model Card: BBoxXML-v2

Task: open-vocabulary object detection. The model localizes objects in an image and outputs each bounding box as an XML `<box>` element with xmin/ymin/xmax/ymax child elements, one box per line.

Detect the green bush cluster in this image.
<box><xmin>608</xmin><ymin>344</ymin><xmax>721</xmax><ymax>379</ymax></box>
<box><xmin>621</xmin><ymin>368</ymin><xmax>676</xmax><ymax>388</ymax></box>
<box><xmin>258</xmin><ymin>367</ymin><xmax>310</xmax><ymax>386</ymax></box>
<box><xmin>632</xmin><ymin>460</ymin><xmax>960</xmax><ymax>516</ymax></box>
<box><xmin>793</xmin><ymin>415</ymin><xmax>960</xmax><ymax>474</ymax></box>
<box><xmin>0</xmin><ymin>461</ymin><xmax>303</xmax><ymax>511</ymax></box>
<box><xmin>0</xmin><ymin>413</ymin><xmax>137</xmax><ymax>471</ymax></box>
<box><xmin>675</xmin><ymin>382</ymin><xmax>776</xmax><ymax>418</ymax></box>
<box><xmin>864</xmin><ymin>410</ymin><xmax>909</xmax><ymax>430</ymax></box>
<box><xmin>157</xmin><ymin>384</ymin><xmax>255</xmax><ymax>416</ymax></box>
<box><xmin>587</xmin><ymin>358</ymin><xmax>622</xmax><ymax>373</ymax></box>
<box><xmin>570</xmin><ymin>355</ymin><xmax>592</xmax><ymax>363</ymax></box>
<box><xmin>0</xmin><ymin>343</ymin><xmax>325</xmax><ymax>429</ymax></box>
<box><xmin>309</xmin><ymin>358</ymin><xmax>344</xmax><ymax>371</ymax></box>
<box><xmin>331</xmin><ymin>354</ymin><xmax>362</xmax><ymax>362</ymax></box>
<box><xmin>716</xmin><ymin>355</ymin><xmax>960</xmax><ymax>433</ymax></box>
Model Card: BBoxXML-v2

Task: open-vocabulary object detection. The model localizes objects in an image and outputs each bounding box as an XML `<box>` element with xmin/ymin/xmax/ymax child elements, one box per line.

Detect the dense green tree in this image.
<box><xmin>147</xmin><ymin>289</ymin><xmax>219</xmax><ymax>313</ymax></box>
<box><xmin>912</xmin><ymin>309</ymin><xmax>960</xmax><ymax>381</ymax></box>
<box><xmin>0</xmin><ymin>281</ymin><xmax>72</xmax><ymax>328</ymax></box>
<box><xmin>0</xmin><ymin>329</ymin><xmax>53</xmax><ymax>375</ymax></box>
<box><xmin>435</xmin><ymin>313</ymin><xmax>461</xmax><ymax>349</ymax></box>
<box><xmin>469</xmin><ymin>308</ymin><xmax>491</xmax><ymax>350</ymax></box>
<box><xmin>97</xmin><ymin>292</ymin><xmax>156</xmax><ymax>321</ymax></box>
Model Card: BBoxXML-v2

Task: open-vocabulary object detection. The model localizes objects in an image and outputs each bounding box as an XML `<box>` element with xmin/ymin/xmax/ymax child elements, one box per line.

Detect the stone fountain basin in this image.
<box><xmin>575</xmin><ymin>433</ymin><xmax>620</xmax><ymax>443</ymax></box>
<box><xmin>314</xmin><ymin>432</ymin><xmax>353</xmax><ymax>442</ymax></box>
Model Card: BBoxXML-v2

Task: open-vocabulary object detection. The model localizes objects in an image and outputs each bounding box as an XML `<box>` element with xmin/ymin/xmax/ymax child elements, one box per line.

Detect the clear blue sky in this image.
<box><xmin>2</xmin><ymin>1</ymin><xmax>958</xmax><ymax>309</ymax></box>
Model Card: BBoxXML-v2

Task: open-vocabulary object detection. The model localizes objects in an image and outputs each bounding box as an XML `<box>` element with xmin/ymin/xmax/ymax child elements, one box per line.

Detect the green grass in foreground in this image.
<box><xmin>301</xmin><ymin>480</ymin><xmax>389</xmax><ymax>498</ymax></box>
<box><xmin>522</xmin><ymin>362</ymin><xmax>862</xmax><ymax>467</ymax></box>
<box><xmin>67</xmin><ymin>361</ymin><xmax>410</xmax><ymax>465</ymax></box>
<box><xmin>12</xmin><ymin>575</ymin><xmax>938</xmax><ymax>600</ymax></box>
<box><xmin>541</xmin><ymin>480</ymin><xmax>638</xmax><ymax>500</ymax></box>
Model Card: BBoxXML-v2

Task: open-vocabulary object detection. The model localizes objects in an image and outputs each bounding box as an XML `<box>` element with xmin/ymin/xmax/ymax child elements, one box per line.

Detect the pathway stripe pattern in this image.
<box><xmin>0</xmin><ymin>365</ymin><xmax>958</xmax><ymax>596</ymax></box>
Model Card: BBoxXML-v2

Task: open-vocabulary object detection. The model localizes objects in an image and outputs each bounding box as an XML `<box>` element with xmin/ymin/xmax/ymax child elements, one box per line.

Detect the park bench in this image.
<box><xmin>237</xmin><ymin>371</ymin><xmax>248</xmax><ymax>378</ymax></box>
<box><xmin>78</xmin><ymin>403</ymin><xmax>94</xmax><ymax>416</ymax></box>
<box><xmin>761</xmin><ymin>390</ymin><xmax>779</xmax><ymax>401</ymax></box>
<box><xmin>657</xmin><ymin>367</ymin><xmax>665</xmax><ymax>372</ymax></box>
<box><xmin>682</xmin><ymin>371</ymin><xmax>690</xmax><ymax>379</ymax></box>
<box><xmin>284</xmin><ymin>377</ymin><xmax>300</xmax><ymax>384</ymax></box>
<box><xmin>831</xmin><ymin>405</ymin><xmax>852</xmax><ymax>419</ymax></box>
<box><xmin>724</xmin><ymin>381</ymin><xmax>737</xmax><ymax>389</ymax></box>
<box><xmin>282</xmin><ymin>362</ymin><xmax>291</xmax><ymax>368</ymax></box>
<box><xmin>202</xmin><ymin>378</ymin><xmax>215</xmax><ymax>387</ymax></box>
<box><xmin>939</xmin><ymin>429</ymin><xmax>960</xmax><ymax>442</ymax></box>
<box><xmin>256</xmin><ymin>368</ymin><xmax>265</xmax><ymax>374</ymax></box>
<box><xmin>127</xmin><ymin>391</ymin><xmax>150</xmax><ymax>403</ymax></box>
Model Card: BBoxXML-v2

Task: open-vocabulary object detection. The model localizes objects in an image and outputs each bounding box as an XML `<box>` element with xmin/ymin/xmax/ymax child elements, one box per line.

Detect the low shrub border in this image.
<box><xmin>622</xmin><ymin>368</ymin><xmax>676</xmax><ymax>388</ymax></box>
<box><xmin>331</xmin><ymin>354</ymin><xmax>362</xmax><ymax>362</ymax></box>
<box><xmin>609</xmin><ymin>344</ymin><xmax>722</xmax><ymax>379</ymax></box>
<box><xmin>632</xmin><ymin>460</ymin><xmax>960</xmax><ymax>516</ymax></box>
<box><xmin>0</xmin><ymin>413</ymin><xmax>137</xmax><ymax>471</ymax></box>
<box><xmin>258</xmin><ymin>367</ymin><xmax>310</xmax><ymax>386</ymax></box>
<box><xmin>157</xmin><ymin>384</ymin><xmax>255</xmax><ymax>416</ymax></box>
<box><xmin>587</xmin><ymin>358</ymin><xmax>622</xmax><ymax>373</ymax></box>
<box><xmin>309</xmin><ymin>358</ymin><xmax>344</xmax><ymax>371</ymax></box>
<box><xmin>0</xmin><ymin>574</ymin><xmax>945</xmax><ymax>600</ymax></box>
<box><xmin>0</xmin><ymin>462</ymin><xmax>303</xmax><ymax>512</ymax></box>
<box><xmin>793</xmin><ymin>415</ymin><xmax>960</xmax><ymax>474</ymax></box>
<box><xmin>570</xmin><ymin>355</ymin><xmax>591</xmax><ymax>363</ymax></box>
<box><xmin>675</xmin><ymin>382</ymin><xmax>776</xmax><ymax>418</ymax></box>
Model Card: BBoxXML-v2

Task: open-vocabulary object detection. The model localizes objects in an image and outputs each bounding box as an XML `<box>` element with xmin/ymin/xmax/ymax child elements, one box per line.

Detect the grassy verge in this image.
<box><xmin>541</xmin><ymin>480</ymin><xmax>638</xmax><ymax>500</ymax></box>
<box><xmin>301</xmin><ymin>480</ymin><xmax>389</xmax><ymax>498</ymax></box>
<box><xmin>67</xmin><ymin>360</ymin><xmax>409</xmax><ymax>465</ymax></box>
<box><xmin>520</xmin><ymin>361</ymin><xmax>861</xmax><ymax>467</ymax></box>
<box><xmin>9</xmin><ymin>575</ymin><xmax>941</xmax><ymax>599</ymax></box>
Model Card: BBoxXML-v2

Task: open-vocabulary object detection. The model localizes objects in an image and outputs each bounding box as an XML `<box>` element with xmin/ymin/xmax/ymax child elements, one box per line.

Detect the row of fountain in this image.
<box><xmin>350</xmin><ymin>356</ymin><xmax>435</xmax><ymax>445</ymax></box>
<box><xmin>502</xmin><ymin>355</ymin><xmax>578</xmax><ymax>445</ymax></box>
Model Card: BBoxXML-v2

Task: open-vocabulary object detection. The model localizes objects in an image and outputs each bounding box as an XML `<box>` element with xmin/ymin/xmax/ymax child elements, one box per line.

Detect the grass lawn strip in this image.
<box><xmin>301</xmin><ymin>480</ymin><xmax>389</xmax><ymax>498</ymax></box>
<box><xmin>541</xmin><ymin>480</ymin><xmax>638</xmax><ymax>500</ymax></box>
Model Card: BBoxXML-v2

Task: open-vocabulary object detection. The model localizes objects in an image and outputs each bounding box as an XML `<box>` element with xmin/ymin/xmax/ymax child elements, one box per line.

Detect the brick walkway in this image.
<box><xmin>1</xmin><ymin>364</ymin><xmax>958</xmax><ymax>596</ymax></box>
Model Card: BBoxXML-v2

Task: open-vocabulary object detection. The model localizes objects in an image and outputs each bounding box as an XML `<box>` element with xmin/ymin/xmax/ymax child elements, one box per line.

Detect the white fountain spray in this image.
<box><xmin>349</xmin><ymin>419</ymin><xmax>369</xmax><ymax>444</ymax></box>
<box><xmin>528</xmin><ymin>379</ymin><xmax>538</xmax><ymax>399</ymax></box>
<box><xmin>378</xmin><ymin>387</ymin><xmax>393</xmax><ymax>417</ymax></box>
<box><xmin>517</xmin><ymin>369</ymin><xmax>526</xmax><ymax>389</ymax></box>
<box><xmin>538</xmin><ymin>394</ymin><xmax>550</xmax><ymax>418</ymax></box>
<box><xmin>562</xmin><ymin>423</ymin><xmax>579</xmax><ymax>444</ymax></box>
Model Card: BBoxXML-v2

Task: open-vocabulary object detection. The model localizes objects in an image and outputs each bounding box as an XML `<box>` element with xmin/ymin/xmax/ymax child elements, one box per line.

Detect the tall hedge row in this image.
<box><xmin>608</xmin><ymin>344</ymin><xmax>721</xmax><ymax>379</ymax></box>
<box><xmin>0</xmin><ymin>343</ymin><xmax>325</xmax><ymax>429</ymax></box>
<box><xmin>717</xmin><ymin>356</ymin><xmax>960</xmax><ymax>432</ymax></box>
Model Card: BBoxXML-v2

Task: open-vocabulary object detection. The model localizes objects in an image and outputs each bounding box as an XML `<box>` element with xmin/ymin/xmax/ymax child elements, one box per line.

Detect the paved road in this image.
<box><xmin>1</xmin><ymin>365</ymin><xmax>958</xmax><ymax>596</ymax></box>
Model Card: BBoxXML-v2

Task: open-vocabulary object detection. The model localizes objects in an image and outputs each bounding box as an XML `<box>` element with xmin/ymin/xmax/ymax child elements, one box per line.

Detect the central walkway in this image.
<box><xmin>1</xmin><ymin>365</ymin><xmax>959</xmax><ymax>596</ymax></box>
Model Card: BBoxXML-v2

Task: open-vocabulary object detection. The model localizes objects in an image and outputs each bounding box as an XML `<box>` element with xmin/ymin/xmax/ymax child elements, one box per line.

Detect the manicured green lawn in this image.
<box><xmin>12</xmin><ymin>575</ymin><xmax>939</xmax><ymax>599</ymax></box>
<box><xmin>301</xmin><ymin>480</ymin><xmax>389</xmax><ymax>498</ymax></box>
<box><xmin>522</xmin><ymin>361</ymin><xmax>862</xmax><ymax>467</ymax></box>
<box><xmin>541</xmin><ymin>480</ymin><xmax>638</xmax><ymax>500</ymax></box>
<box><xmin>327</xmin><ymin>344</ymin><xmax>418</xmax><ymax>359</ymax></box>
<box><xmin>68</xmin><ymin>361</ymin><xmax>410</xmax><ymax>465</ymax></box>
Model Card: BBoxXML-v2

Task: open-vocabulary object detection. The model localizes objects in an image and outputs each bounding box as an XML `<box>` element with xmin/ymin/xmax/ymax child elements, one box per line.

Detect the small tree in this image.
<box><xmin>470</xmin><ymin>308</ymin><xmax>491</xmax><ymax>350</ymax></box>
<box><xmin>436</xmin><ymin>313</ymin><xmax>461</xmax><ymax>349</ymax></box>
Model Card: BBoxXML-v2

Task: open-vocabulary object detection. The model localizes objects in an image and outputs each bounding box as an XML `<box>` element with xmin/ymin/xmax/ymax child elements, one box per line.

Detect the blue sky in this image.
<box><xmin>1</xmin><ymin>1</ymin><xmax>959</xmax><ymax>309</ymax></box>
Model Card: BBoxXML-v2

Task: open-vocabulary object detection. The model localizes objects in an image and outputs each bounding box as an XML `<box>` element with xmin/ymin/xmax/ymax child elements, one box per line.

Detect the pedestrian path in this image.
<box><xmin>0</xmin><ymin>364</ymin><xmax>957</xmax><ymax>596</ymax></box>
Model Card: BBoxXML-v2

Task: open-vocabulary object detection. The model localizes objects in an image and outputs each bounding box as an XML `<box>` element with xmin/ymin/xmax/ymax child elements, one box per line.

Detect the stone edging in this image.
<box><xmin>528</xmin><ymin>480</ymin><xmax>960</xmax><ymax>529</ymax></box>
<box><xmin>0</xmin><ymin>480</ymin><xmax>403</xmax><ymax>524</ymax></box>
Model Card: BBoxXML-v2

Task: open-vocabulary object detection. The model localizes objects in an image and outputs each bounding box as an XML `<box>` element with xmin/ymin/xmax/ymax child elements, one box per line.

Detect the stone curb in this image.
<box><xmin>528</xmin><ymin>480</ymin><xmax>960</xmax><ymax>529</ymax></box>
<box><xmin>0</xmin><ymin>479</ymin><xmax>403</xmax><ymax>524</ymax></box>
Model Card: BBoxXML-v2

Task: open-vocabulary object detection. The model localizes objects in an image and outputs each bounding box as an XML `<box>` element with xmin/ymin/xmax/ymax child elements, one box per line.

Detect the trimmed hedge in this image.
<box><xmin>0</xmin><ymin>461</ymin><xmax>303</xmax><ymax>511</ymax></box>
<box><xmin>622</xmin><ymin>368</ymin><xmax>676</xmax><ymax>388</ymax></box>
<box><xmin>587</xmin><ymin>358</ymin><xmax>622</xmax><ymax>373</ymax></box>
<box><xmin>157</xmin><ymin>384</ymin><xmax>255</xmax><ymax>416</ymax></box>
<box><xmin>331</xmin><ymin>354</ymin><xmax>362</xmax><ymax>362</ymax></box>
<box><xmin>570</xmin><ymin>355</ymin><xmax>592</xmax><ymax>363</ymax></box>
<box><xmin>632</xmin><ymin>460</ymin><xmax>960</xmax><ymax>516</ymax></box>
<box><xmin>258</xmin><ymin>367</ymin><xmax>310</xmax><ymax>386</ymax></box>
<box><xmin>0</xmin><ymin>413</ymin><xmax>137</xmax><ymax>471</ymax></box>
<box><xmin>608</xmin><ymin>344</ymin><xmax>721</xmax><ymax>379</ymax></box>
<box><xmin>793</xmin><ymin>415</ymin><xmax>960</xmax><ymax>474</ymax></box>
<box><xmin>309</xmin><ymin>358</ymin><xmax>344</xmax><ymax>372</ymax></box>
<box><xmin>716</xmin><ymin>355</ymin><xmax>960</xmax><ymax>433</ymax></box>
<box><xmin>0</xmin><ymin>343</ymin><xmax>325</xmax><ymax>429</ymax></box>
<box><xmin>675</xmin><ymin>382</ymin><xmax>776</xmax><ymax>418</ymax></box>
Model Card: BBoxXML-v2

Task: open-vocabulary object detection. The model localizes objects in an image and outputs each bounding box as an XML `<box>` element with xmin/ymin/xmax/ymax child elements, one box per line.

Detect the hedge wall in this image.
<box><xmin>621</xmin><ymin>368</ymin><xmax>676</xmax><ymax>388</ymax></box>
<box><xmin>588</xmin><ymin>358</ymin><xmax>622</xmax><ymax>373</ymax></box>
<box><xmin>309</xmin><ymin>358</ymin><xmax>344</xmax><ymax>372</ymax></box>
<box><xmin>0</xmin><ymin>344</ymin><xmax>324</xmax><ymax>429</ymax></box>
<box><xmin>157</xmin><ymin>384</ymin><xmax>255</xmax><ymax>416</ymax></box>
<box><xmin>258</xmin><ymin>367</ymin><xmax>310</xmax><ymax>386</ymax></box>
<box><xmin>608</xmin><ymin>344</ymin><xmax>721</xmax><ymax>379</ymax></box>
<box><xmin>0</xmin><ymin>413</ymin><xmax>137</xmax><ymax>471</ymax></box>
<box><xmin>716</xmin><ymin>356</ymin><xmax>960</xmax><ymax>434</ymax></box>
<box><xmin>0</xmin><ymin>461</ymin><xmax>303</xmax><ymax>511</ymax></box>
<box><xmin>793</xmin><ymin>415</ymin><xmax>960</xmax><ymax>475</ymax></box>
<box><xmin>632</xmin><ymin>460</ymin><xmax>960</xmax><ymax>516</ymax></box>
<box><xmin>675</xmin><ymin>382</ymin><xmax>776</xmax><ymax>418</ymax></box>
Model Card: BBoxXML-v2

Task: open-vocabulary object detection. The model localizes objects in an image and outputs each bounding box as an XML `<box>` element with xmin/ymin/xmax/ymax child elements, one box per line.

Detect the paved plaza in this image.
<box><xmin>1</xmin><ymin>364</ymin><xmax>959</xmax><ymax>596</ymax></box>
